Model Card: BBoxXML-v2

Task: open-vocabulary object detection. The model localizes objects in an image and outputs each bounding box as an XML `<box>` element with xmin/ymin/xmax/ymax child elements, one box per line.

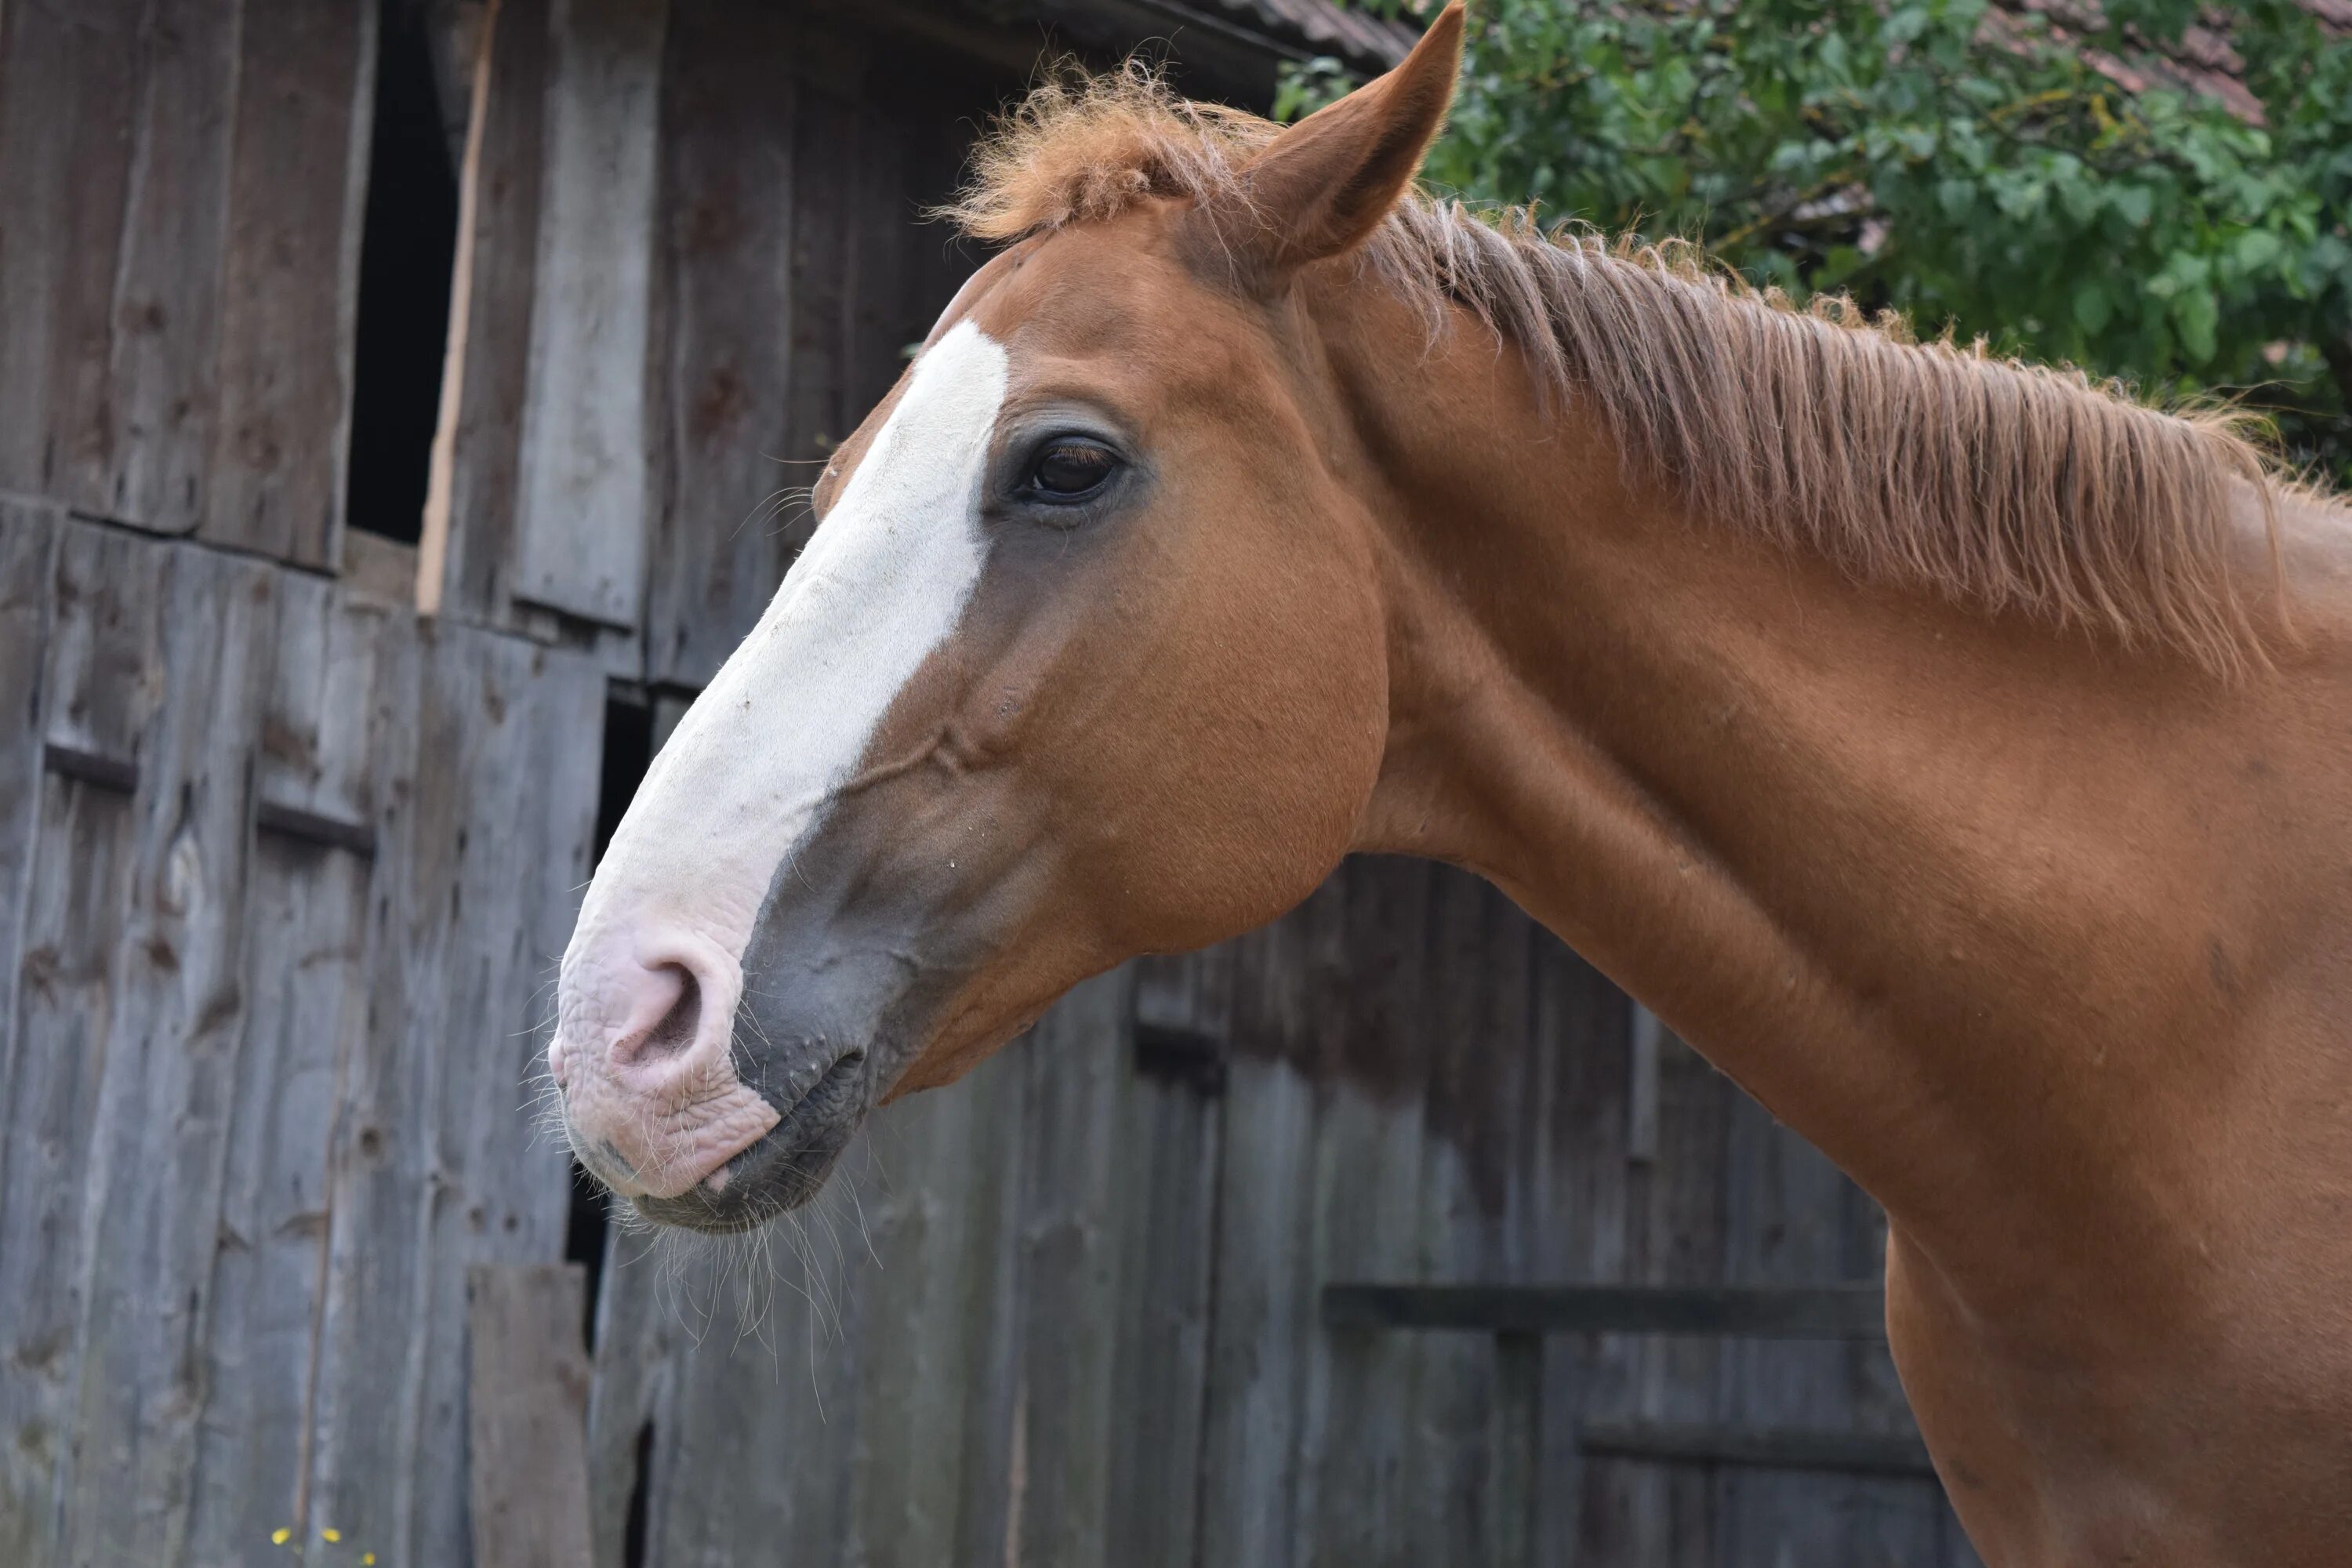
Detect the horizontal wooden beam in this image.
<box><xmin>1319</xmin><ymin>1283</ymin><xmax>1887</xmax><ymax>1339</ymax></box>
<box><xmin>255</xmin><ymin>797</ymin><xmax>378</xmax><ymax>859</ymax></box>
<box><xmin>1580</xmin><ymin>1421</ymin><xmax>1937</xmax><ymax>1479</ymax></box>
<box><xmin>43</xmin><ymin>741</ymin><xmax>138</xmax><ymax>793</ymax></box>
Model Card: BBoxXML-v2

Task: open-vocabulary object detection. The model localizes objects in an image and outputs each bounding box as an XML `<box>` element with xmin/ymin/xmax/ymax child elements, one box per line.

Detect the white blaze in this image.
<box><xmin>570</xmin><ymin>319</ymin><xmax>1009</xmax><ymax>975</ymax></box>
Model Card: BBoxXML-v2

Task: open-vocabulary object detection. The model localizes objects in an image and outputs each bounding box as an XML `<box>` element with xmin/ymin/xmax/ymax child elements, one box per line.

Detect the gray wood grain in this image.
<box><xmin>0</xmin><ymin>503</ymin><xmax>59</xmax><ymax>1201</ymax></box>
<box><xmin>306</xmin><ymin>615</ymin><xmax>601</xmax><ymax>1568</ymax></box>
<box><xmin>641</xmin><ymin>0</ymin><xmax>803</xmax><ymax>689</ymax></box>
<box><xmin>99</xmin><ymin>0</ymin><xmax>241</xmax><ymax>532</ymax></box>
<box><xmin>1297</xmin><ymin>859</ymin><xmax>1432</xmax><ymax>1567</ymax></box>
<box><xmin>470</xmin><ymin>1263</ymin><xmax>596</xmax><ymax>1568</ymax></box>
<box><xmin>0</xmin><ymin>503</ymin><xmax>61</xmax><ymax>1566</ymax></box>
<box><xmin>510</xmin><ymin>0</ymin><xmax>667</xmax><ymax>628</ymax></box>
<box><xmin>1193</xmin><ymin>878</ymin><xmax>1345</xmax><ymax>1568</ymax></box>
<box><xmin>1008</xmin><ymin>970</ymin><xmax>1132</xmax><ymax>1567</ymax></box>
<box><xmin>1715</xmin><ymin>1097</ymin><xmax>1867</xmax><ymax>1568</ymax></box>
<box><xmin>185</xmin><ymin>574</ymin><xmax>385</xmax><ymax>1566</ymax></box>
<box><xmin>1104</xmin><ymin>948</ymin><xmax>1225</xmax><ymax>1568</ymax></box>
<box><xmin>441</xmin><ymin>0</ymin><xmax>553</xmax><ymax>624</ymax></box>
<box><xmin>45</xmin><ymin>528</ymin><xmax>276</xmax><ymax>1566</ymax></box>
<box><xmin>841</xmin><ymin>1046</ymin><xmax>1028</xmax><ymax>1567</ymax></box>
<box><xmin>205</xmin><ymin>0</ymin><xmax>379</xmax><ymax>567</ymax></box>
<box><xmin>0</xmin><ymin>1</ymin><xmax>144</xmax><ymax>505</ymax></box>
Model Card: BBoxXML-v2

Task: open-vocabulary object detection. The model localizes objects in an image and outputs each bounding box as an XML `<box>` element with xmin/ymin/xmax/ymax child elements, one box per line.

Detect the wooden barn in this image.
<box><xmin>0</xmin><ymin>2</ymin><xmax>1979</xmax><ymax>1564</ymax></box>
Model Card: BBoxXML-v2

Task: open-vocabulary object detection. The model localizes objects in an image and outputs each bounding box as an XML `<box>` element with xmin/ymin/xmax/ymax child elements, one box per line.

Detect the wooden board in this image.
<box><xmin>98</xmin><ymin>0</ymin><xmax>242</xmax><ymax>533</ymax></box>
<box><xmin>1192</xmin><ymin>879</ymin><xmax>1343</xmax><ymax>1568</ymax></box>
<box><xmin>204</xmin><ymin>0</ymin><xmax>379</xmax><ymax>567</ymax></box>
<box><xmin>0</xmin><ymin>1</ymin><xmax>150</xmax><ymax>509</ymax></box>
<box><xmin>510</xmin><ymin>0</ymin><xmax>668</xmax><ymax>628</ymax></box>
<box><xmin>183</xmin><ymin>572</ymin><xmax>387</xmax><ymax>1565</ymax></box>
<box><xmin>1103</xmin><ymin>947</ymin><xmax>1227</xmax><ymax>1568</ymax></box>
<box><xmin>639</xmin><ymin>0</ymin><xmax>804</xmax><ymax>688</ymax></box>
<box><xmin>470</xmin><ymin>1263</ymin><xmax>596</xmax><ymax>1568</ymax></box>
<box><xmin>0</xmin><ymin>523</ymin><xmax>278</xmax><ymax>1565</ymax></box>
<box><xmin>0</xmin><ymin>503</ymin><xmax>60</xmax><ymax>1200</ymax></box>
<box><xmin>0</xmin><ymin>2</ymin><xmax>375</xmax><ymax>562</ymax></box>
<box><xmin>304</xmin><ymin>611</ymin><xmax>603</xmax><ymax>1566</ymax></box>
<box><xmin>440</xmin><ymin>0</ymin><xmax>554</xmax><ymax>624</ymax></box>
<box><xmin>0</xmin><ymin>503</ymin><xmax>63</xmax><ymax>1566</ymax></box>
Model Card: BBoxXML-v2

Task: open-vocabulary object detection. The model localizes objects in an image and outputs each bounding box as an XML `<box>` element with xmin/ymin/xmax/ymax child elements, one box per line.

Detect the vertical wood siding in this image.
<box><xmin>0</xmin><ymin>2</ymin><xmax>373</xmax><ymax>567</ymax></box>
<box><xmin>0</xmin><ymin>514</ymin><xmax>601</xmax><ymax>1567</ymax></box>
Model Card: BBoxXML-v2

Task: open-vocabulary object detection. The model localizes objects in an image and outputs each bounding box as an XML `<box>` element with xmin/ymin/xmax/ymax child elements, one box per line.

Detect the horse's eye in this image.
<box><xmin>1025</xmin><ymin>440</ymin><xmax>1118</xmax><ymax>500</ymax></box>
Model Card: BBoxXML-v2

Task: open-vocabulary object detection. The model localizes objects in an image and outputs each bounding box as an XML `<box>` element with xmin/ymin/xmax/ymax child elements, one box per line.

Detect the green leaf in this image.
<box><xmin>2174</xmin><ymin>288</ymin><xmax>2220</xmax><ymax>364</ymax></box>
<box><xmin>2110</xmin><ymin>184</ymin><xmax>2155</xmax><ymax>227</ymax></box>
<box><xmin>2072</xmin><ymin>281</ymin><xmax>2114</xmax><ymax>334</ymax></box>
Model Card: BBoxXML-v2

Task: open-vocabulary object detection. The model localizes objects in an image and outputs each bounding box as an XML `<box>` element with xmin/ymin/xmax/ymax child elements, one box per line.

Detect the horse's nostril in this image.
<box><xmin>636</xmin><ymin>965</ymin><xmax>701</xmax><ymax>1062</ymax></box>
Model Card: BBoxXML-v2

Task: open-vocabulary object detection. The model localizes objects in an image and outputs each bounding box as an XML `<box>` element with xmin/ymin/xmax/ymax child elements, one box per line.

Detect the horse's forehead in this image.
<box><xmin>967</xmin><ymin>220</ymin><xmax>1220</xmax><ymax>351</ymax></box>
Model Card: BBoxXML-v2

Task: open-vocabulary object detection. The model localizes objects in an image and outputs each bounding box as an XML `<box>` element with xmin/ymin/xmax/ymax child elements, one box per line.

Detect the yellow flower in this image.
<box><xmin>365</xmin><ymin>1556</ymin><xmax>377</xmax><ymax>1566</ymax></box>
<box><xmin>271</xmin><ymin>1528</ymin><xmax>292</xmax><ymax>1545</ymax></box>
<box><xmin>321</xmin><ymin>1528</ymin><xmax>343</xmax><ymax>1542</ymax></box>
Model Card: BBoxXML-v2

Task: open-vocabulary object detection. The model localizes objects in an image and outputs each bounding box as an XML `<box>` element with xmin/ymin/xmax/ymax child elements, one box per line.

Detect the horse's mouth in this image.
<box><xmin>630</xmin><ymin>1047</ymin><xmax>870</xmax><ymax>1233</ymax></box>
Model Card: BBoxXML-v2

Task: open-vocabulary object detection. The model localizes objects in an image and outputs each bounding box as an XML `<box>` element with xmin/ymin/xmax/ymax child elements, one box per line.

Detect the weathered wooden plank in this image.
<box><xmin>183</xmin><ymin>575</ymin><xmax>384</xmax><ymax>1564</ymax></box>
<box><xmin>48</xmin><ymin>530</ymin><xmax>278</xmax><ymax>1566</ymax></box>
<box><xmin>838</xmin><ymin>1047</ymin><xmax>1029</xmax><ymax>1568</ymax></box>
<box><xmin>306</xmin><ymin>618</ymin><xmax>602</xmax><ymax>1567</ymax></box>
<box><xmin>1193</xmin><ymin>877</ymin><xmax>1345</xmax><ymax>1568</ymax></box>
<box><xmin>780</xmin><ymin>84</ymin><xmax>861</xmax><ymax>477</ymax></box>
<box><xmin>1298</xmin><ymin>858</ymin><xmax>1433</xmax><ymax>1567</ymax></box>
<box><xmin>1490</xmin><ymin>1333</ymin><xmax>1543</xmax><ymax>1568</ymax></box>
<box><xmin>1625</xmin><ymin>1019</ymin><xmax>1734</xmax><ymax>1568</ymax></box>
<box><xmin>1319</xmin><ymin>1284</ymin><xmax>1890</xmax><ymax>1338</ymax></box>
<box><xmin>292</xmin><ymin>604</ymin><xmax>427</xmax><ymax>1567</ymax></box>
<box><xmin>1409</xmin><ymin>871</ymin><xmax>1526</xmax><ymax>1567</ymax></box>
<box><xmin>1519</xmin><ymin>936</ymin><xmax>1638</xmax><ymax>1567</ymax></box>
<box><xmin>510</xmin><ymin>0</ymin><xmax>667</xmax><ymax>628</ymax></box>
<box><xmin>205</xmin><ymin>0</ymin><xmax>379</xmax><ymax>566</ymax></box>
<box><xmin>1581</xmin><ymin>1421</ymin><xmax>1937</xmax><ymax>1479</ymax></box>
<box><xmin>1007</xmin><ymin>970</ymin><xmax>1132</xmax><ymax>1567</ymax></box>
<box><xmin>581</xmin><ymin>1217</ymin><xmax>680</xmax><ymax>1568</ymax></box>
<box><xmin>99</xmin><ymin>0</ymin><xmax>242</xmax><ymax>532</ymax></box>
<box><xmin>469</xmin><ymin>1263</ymin><xmax>596</xmax><ymax>1568</ymax></box>
<box><xmin>0</xmin><ymin>2</ymin><xmax>142</xmax><ymax>505</ymax></box>
<box><xmin>439</xmin><ymin>0</ymin><xmax>551</xmax><ymax>622</ymax></box>
<box><xmin>1714</xmin><ymin>1096</ymin><xmax>1867</xmax><ymax>1568</ymax></box>
<box><xmin>412</xmin><ymin>627</ymin><xmax>604</xmax><ymax>1567</ymax></box>
<box><xmin>1103</xmin><ymin>946</ymin><xmax>1227</xmax><ymax>1568</ymax></box>
<box><xmin>0</xmin><ymin>502</ymin><xmax>60</xmax><ymax>1171</ymax></box>
<box><xmin>0</xmin><ymin>503</ymin><xmax>66</xmax><ymax>1566</ymax></box>
<box><xmin>641</xmin><ymin>0</ymin><xmax>801</xmax><ymax>689</ymax></box>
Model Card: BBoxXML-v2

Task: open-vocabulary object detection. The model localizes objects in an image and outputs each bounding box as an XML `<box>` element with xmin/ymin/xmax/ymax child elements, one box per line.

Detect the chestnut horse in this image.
<box><xmin>550</xmin><ymin>9</ymin><xmax>2352</xmax><ymax>1561</ymax></box>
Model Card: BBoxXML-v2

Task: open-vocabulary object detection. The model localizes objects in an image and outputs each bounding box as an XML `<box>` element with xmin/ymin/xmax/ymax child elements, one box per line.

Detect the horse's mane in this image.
<box><xmin>943</xmin><ymin>64</ymin><xmax>2343</xmax><ymax>677</ymax></box>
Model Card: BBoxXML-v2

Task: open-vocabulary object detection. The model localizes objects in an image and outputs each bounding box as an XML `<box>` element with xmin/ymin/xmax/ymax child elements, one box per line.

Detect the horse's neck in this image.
<box><xmin>1341</xmin><ymin>304</ymin><xmax>2352</xmax><ymax>1307</ymax></box>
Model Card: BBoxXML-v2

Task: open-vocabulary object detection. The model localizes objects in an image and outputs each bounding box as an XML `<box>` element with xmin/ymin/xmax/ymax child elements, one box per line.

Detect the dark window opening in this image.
<box><xmin>623</xmin><ymin>1421</ymin><xmax>655</xmax><ymax>1568</ymax></box>
<box><xmin>564</xmin><ymin>691</ymin><xmax>658</xmax><ymax>1352</ymax></box>
<box><xmin>346</xmin><ymin>0</ymin><xmax>461</xmax><ymax>543</ymax></box>
<box><xmin>564</xmin><ymin>1158</ymin><xmax>613</xmax><ymax>1352</ymax></box>
<box><xmin>565</xmin><ymin>689</ymin><xmax>660</xmax><ymax>1352</ymax></box>
<box><xmin>594</xmin><ymin>694</ymin><xmax>656</xmax><ymax>863</ymax></box>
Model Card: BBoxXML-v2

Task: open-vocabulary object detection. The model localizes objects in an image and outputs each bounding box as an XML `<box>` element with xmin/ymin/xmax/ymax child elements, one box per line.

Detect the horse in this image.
<box><xmin>548</xmin><ymin>8</ymin><xmax>2352</xmax><ymax>1560</ymax></box>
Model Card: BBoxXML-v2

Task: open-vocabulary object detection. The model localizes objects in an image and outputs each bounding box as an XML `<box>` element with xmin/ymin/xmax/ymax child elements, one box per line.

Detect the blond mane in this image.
<box><xmin>942</xmin><ymin>64</ymin><xmax>2341</xmax><ymax>677</ymax></box>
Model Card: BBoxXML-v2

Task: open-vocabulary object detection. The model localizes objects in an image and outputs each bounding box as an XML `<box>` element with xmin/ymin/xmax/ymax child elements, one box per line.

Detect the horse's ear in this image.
<box><xmin>1201</xmin><ymin>3</ymin><xmax>1465</xmax><ymax>283</ymax></box>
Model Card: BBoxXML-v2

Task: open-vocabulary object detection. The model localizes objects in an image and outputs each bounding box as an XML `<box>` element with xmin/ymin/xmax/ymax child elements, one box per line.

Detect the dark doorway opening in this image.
<box><xmin>563</xmin><ymin>690</ymin><xmax>659</xmax><ymax>1351</ymax></box>
<box><xmin>345</xmin><ymin>0</ymin><xmax>461</xmax><ymax>543</ymax></box>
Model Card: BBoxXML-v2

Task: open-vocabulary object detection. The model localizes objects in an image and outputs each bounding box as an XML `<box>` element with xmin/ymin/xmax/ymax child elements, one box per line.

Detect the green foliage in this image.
<box><xmin>1282</xmin><ymin>1</ymin><xmax>2352</xmax><ymax>479</ymax></box>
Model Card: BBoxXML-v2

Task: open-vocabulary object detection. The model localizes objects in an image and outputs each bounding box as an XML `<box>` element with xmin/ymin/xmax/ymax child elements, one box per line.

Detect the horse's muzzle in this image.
<box><xmin>629</xmin><ymin>1043</ymin><xmax>871</xmax><ymax>1232</ymax></box>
